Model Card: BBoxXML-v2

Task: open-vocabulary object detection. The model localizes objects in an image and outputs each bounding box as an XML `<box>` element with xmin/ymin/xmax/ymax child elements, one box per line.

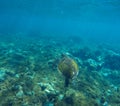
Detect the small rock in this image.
<box><xmin>16</xmin><ymin>90</ymin><xmax>24</xmax><ymax>99</ymax></box>
<box><xmin>58</xmin><ymin>94</ymin><xmax>64</xmax><ymax>101</ymax></box>
<box><xmin>103</xmin><ymin>101</ymin><xmax>108</xmax><ymax>106</ymax></box>
<box><xmin>38</xmin><ymin>82</ymin><xmax>55</xmax><ymax>93</ymax></box>
<box><xmin>16</xmin><ymin>85</ymin><xmax>24</xmax><ymax>98</ymax></box>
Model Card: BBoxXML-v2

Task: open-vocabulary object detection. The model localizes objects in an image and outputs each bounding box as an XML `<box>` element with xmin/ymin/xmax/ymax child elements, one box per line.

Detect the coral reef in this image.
<box><xmin>0</xmin><ymin>34</ymin><xmax>120</xmax><ymax>106</ymax></box>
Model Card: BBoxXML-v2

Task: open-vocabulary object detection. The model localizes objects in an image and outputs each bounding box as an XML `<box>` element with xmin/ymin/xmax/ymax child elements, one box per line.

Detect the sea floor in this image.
<box><xmin>0</xmin><ymin>34</ymin><xmax>120</xmax><ymax>106</ymax></box>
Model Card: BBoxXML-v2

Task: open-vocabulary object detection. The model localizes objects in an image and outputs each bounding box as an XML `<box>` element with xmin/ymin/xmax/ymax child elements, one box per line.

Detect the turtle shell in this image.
<box><xmin>58</xmin><ymin>56</ymin><xmax>79</xmax><ymax>79</ymax></box>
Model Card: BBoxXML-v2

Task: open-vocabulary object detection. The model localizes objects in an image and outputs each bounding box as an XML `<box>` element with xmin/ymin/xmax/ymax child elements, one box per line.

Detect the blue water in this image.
<box><xmin>0</xmin><ymin>1</ymin><xmax>120</xmax><ymax>105</ymax></box>
<box><xmin>0</xmin><ymin>0</ymin><xmax>120</xmax><ymax>44</ymax></box>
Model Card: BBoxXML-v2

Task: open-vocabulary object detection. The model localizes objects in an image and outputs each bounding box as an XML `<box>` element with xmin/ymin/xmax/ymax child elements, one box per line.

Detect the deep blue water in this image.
<box><xmin>0</xmin><ymin>0</ymin><xmax>120</xmax><ymax>44</ymax></box>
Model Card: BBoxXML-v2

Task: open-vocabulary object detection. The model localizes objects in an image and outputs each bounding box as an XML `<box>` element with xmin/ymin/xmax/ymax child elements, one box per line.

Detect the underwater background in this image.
<box><xmin>0</xmin><ymin>0</ymin><xmax>120</xmax><ymax>106</ymax></box>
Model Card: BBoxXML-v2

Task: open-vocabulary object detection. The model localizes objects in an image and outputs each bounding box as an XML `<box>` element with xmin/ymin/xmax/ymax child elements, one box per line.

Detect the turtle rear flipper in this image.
<box><xmin>65</xmin><ymin>78</ymin><xmax>70</xmax><ymax>87</ymax></box>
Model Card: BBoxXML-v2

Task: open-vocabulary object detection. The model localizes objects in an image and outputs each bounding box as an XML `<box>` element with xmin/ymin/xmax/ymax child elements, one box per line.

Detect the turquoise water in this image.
<box><xmin>0</xmin><ymin>0</ymin><xmax>120</xmax><ymax>106</ymax></box>
<box><xmin>0</xmin><ymin>0</ymin><xmax>120</xmax><ymax>42</ymax></box>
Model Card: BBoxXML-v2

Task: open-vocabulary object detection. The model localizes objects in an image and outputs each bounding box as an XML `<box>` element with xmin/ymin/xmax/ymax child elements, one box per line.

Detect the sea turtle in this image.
<box><xmin>58</xmin><ymin>54</ymin><xmax>79</xmax><ymax>87</ymax></box>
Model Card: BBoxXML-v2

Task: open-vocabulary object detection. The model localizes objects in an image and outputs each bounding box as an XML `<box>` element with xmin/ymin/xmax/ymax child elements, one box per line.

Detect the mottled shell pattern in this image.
<box><xmin>58</xmin><ymin>55</ymin><xmax>79</xmax><ymax>79</ymax></box>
